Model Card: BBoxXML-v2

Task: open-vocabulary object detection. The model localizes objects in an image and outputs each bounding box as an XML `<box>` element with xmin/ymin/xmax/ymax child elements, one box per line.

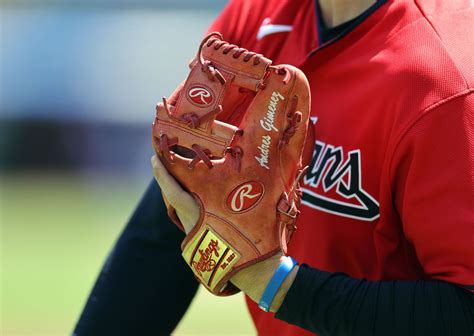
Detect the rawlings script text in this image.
<box><xmin>192</xmin><ymin>239</ymin><xmax>220</xmax><ymax>276</ymax></box>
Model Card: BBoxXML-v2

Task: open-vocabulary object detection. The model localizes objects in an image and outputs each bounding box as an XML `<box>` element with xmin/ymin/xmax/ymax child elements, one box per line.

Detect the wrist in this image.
<box><xmin>268</xmin><ymin>262</ymin><xmax>299</xmax><ymax>312</ymax></box>
<box><xmin>230</xmin><ymin>254</ymin><xmax>299</xmax><ymax>313</ymax></box>
<box><xmin>230</xmin><ymin>254</ymin><xmax>281</xmax><ymax>300</ymax></box>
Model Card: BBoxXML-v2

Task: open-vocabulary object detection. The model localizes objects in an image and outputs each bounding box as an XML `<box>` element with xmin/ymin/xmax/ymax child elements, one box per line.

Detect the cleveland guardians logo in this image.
<box><xmin>302</xmin><ymin>140</ymin><xmax>380</xmax><ymax>221</ymax></box>
<box><xmin>226</xmin><ymin>181</ymin><xmax>264</xmax><ymax>212</ymax></box>
<box><xmin>187</xmin><ymin>86</ymin><xmax>213</xmax><ymax>106</ymax></box>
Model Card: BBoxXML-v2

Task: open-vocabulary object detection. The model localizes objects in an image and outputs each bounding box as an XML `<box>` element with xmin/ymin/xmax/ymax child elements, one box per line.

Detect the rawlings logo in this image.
<box><xmin>226</xmin><ymin>181</ymin><xmax>264</xmax><ymax>212</ymax></box>
<box><xmin>188</xmin><ymin>86</ymin><xmax>213</xmax><ymax>106</ymax></box>
<box><xmin>183</xmin><ymin>228</ymin><xmax>240</xmax><ymax>289</ymax></box>
<box><xmin>191</xmin><ymin>239</ymin><xmax>220</xmax><ymax>276</ymax></box>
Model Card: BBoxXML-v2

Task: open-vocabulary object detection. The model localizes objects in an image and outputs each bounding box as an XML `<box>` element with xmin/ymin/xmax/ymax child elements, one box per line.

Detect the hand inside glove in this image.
<box><xmin>152</xmin><ymin>155</ymin><xmax>298</xmax><ymax>313</ymax></box>
<box><xmin>151</xmin><ymin>155</ymin><xmax>200</xmax><ymax>234</ymax></box>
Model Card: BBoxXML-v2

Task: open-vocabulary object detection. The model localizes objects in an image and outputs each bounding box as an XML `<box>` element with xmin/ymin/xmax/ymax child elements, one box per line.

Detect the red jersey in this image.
<box><xmin>209</xmin><ymin>0</ymin><xmax>474</xmax><ymax>335</ymax></box>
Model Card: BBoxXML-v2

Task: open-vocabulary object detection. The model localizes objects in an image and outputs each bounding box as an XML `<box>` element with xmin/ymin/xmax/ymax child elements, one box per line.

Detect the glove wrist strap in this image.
<box><xmin>258</xmin><ymin>256</ymin><xmax>298</xmax><ymax>312</ymax></box>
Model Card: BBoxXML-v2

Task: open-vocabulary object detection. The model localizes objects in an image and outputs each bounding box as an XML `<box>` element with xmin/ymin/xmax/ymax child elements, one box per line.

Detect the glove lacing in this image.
<box><xmin>279</xmin><ymin>96</ymin><xmax>302</xmax><ymax>148</ymax></box>
<box><xmin>225</xmin><ymin>145</ymin><xmax>243</xmax><ymax>172</ymax></box>
<box><xmin>159</xmin><ymin>33</ymin><xmax>298</xmax><ymax>170</ymax></box>
<box><xmin>156</xmin><ymin>134</ymin><xmax>178</xmax><ymax>163</ymax></box>
<box><xmin>205</xmin><ymin>32</ymin><xmax>264</xmax><ymax>66</ymax></box>
<box><xmin>278</xmin><ymin>166</ymin><xmax>308</xmax><ymax>253</ymax></box>
<box><xmin>188</xmin><ymin>144</ymin><xmax>213</xmax><ymax>169</ymax></box>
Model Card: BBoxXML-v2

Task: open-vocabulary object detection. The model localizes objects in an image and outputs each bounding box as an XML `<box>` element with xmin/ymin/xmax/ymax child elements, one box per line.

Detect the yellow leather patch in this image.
<box><xmin>183</xmin><ymin>226</ymin><xmax>240</xmax><ymax>291</ymax></box>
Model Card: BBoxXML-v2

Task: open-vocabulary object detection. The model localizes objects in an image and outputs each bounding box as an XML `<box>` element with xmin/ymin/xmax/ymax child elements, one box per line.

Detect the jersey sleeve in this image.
<box><xmin>392</xmin><ymin>91</ymin><xmax>474</xmax><ymax>291</ymax></box>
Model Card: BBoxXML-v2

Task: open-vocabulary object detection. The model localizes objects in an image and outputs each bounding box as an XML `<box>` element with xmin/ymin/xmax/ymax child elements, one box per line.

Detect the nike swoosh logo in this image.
<box><xmin>257</xmin><ymin>22</ymin><xmax>293</xmax><ymax>40</ymax></box>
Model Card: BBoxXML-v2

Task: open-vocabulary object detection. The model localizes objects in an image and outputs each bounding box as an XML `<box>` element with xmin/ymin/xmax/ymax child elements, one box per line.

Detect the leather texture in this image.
<box><xmin>152</xmin><ymin>32</ymin><xmax>311</xmax><ymax>295</ymax></box>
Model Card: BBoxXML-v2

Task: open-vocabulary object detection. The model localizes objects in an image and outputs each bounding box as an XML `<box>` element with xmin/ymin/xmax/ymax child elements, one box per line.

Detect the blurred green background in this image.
<box><xmin>0</xmin><ymin>1</ymin><xmax>255</xmax><ymax>334</ymax></box>
<box><xmin>1</xmin><ymin>174</ymin><xmax>255</xmax><ymax>335</ymax></box>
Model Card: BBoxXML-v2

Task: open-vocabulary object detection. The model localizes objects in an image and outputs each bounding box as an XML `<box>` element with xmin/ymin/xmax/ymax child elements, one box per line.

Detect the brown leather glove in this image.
<box><xmin>152</xmin><ymin>32</ymin><xmax>311</xmax><ymax>296</ymax></box>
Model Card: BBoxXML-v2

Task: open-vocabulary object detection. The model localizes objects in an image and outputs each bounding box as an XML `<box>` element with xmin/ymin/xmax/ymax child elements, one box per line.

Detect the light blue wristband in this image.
<box><xmin>258</xmin><ymin>256</ymin><xmax>298</xmax><ymax>312</ymax></box>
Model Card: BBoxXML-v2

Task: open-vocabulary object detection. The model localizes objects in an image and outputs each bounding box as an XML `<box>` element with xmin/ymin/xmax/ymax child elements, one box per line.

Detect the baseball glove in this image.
<box><xmin>152</xmin><ymin>32</ymin><xmax>311</xmax><ymax>296</ymax></box>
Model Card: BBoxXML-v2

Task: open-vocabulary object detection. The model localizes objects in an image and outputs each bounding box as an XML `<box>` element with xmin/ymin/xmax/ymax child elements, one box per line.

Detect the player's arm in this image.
<box><xmin>73</xmin><ymin>181</ymin><xmax>198</xmax><ymax>336</ymax></box>
<box><xmin>275</xmin><ymin>266</ymin><xmax>474</xmax><ymax>335</ymax></box>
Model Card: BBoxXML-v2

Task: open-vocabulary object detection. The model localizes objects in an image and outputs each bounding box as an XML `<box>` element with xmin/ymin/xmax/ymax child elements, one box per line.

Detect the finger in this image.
<box><xmin>151</xmin><ymin>155</ymin><xmax>200</xmax><ymax>231</ymax></box>
<box><xmin>176</xmin><ymin>206</ymin><xmax>201</xmax><ymax>234</ymax></box>
<box><xmin>151</xmin><ymin>155</ymin><xmax>187</xmax><ymax>207</ymax></box>
<box><xmin>151</xmin><ymin>155</ymin><xmax>183</xmax><ymax>196</ymax></box>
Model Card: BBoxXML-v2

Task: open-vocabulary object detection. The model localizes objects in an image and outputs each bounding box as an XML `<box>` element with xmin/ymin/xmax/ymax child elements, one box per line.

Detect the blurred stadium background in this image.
<box><xmin>0</xmin><ymin>0</ymin><xmax>255</xmax><ymax>334</ymax></box>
